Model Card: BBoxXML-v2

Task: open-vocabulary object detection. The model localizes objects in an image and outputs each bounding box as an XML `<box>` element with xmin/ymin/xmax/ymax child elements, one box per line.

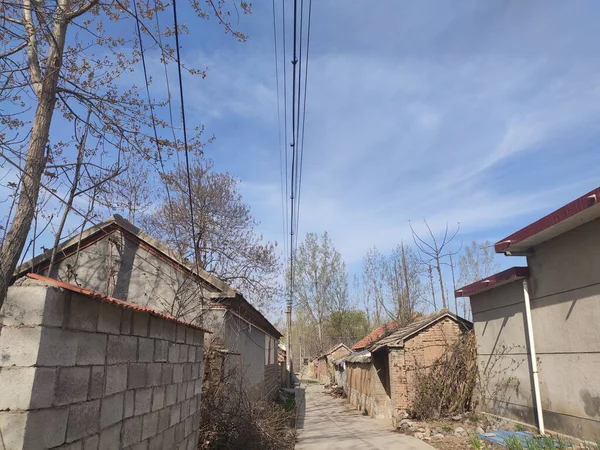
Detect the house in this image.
<box><xmin>455</xmin><ymin>187</ymin><xmax>600</xmax><ymax>441</ymax></box>
<box><xmin>346</xmin><ymin>310</ymin><xmax>472</xmax><ymax>420</ymax></box>
<box><xmin>313</xmin><ymin>343</ymin><xmax>351</xmax><ymax>384</ymax></box>
<box><xmin>352</xmin><ymin>320</ymin><xmax>398</xmax><ymax>351</ymax></box>
<box><xmin>14</xmin><ymin>214</ymin><xmax>282</xmax><ymax>401</ymax></box>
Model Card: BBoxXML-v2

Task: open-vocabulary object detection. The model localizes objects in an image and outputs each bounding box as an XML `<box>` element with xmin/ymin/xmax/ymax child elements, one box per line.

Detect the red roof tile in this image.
<box><xmin>26</xmin><ymin>273</ymin><xmax>211</xmax><ymax>333</ymax></box>
<box><xmin>352</xmin><ymin>321</ymin><xmax>398</xmax><ymax>350</ymax></box>
<box><xmin>454</xmin><ymin>266</ymin><xmax>530</xmax><ymax>298</ymax></box>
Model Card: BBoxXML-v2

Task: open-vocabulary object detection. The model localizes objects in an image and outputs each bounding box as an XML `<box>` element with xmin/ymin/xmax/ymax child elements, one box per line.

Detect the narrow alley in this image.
<box><xmin>295</xmin><ymin>383</ymin><xmax>435</xmax><ymax>450</ymax></box>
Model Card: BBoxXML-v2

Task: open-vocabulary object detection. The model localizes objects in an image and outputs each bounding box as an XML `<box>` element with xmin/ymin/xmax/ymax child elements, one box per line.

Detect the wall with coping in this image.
<box><xmin>0</xmin><ymin>279</ymin><xmax>205</xmax><ymax>450</ymax></box>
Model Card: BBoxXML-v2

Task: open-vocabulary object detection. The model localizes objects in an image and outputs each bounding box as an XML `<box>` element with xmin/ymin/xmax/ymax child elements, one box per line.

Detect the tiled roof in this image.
<box><xmin>455</xmin><ymin>267</ymin><xmax>530</xmax><ymax>297</ymax></box>
<box><xmin>370</xmin><ymin>309</ymin><xmax>472</xmax><ymax>352</ymax></box>
<box><xmin>352</xmin><ymin>320</ymin><xmax>399</xmax><ymax>350</ymax></box>
<box><xmin>26</xmin><ymin>273</ymin><xmax>212</xmax><ymax>333</ymax></box>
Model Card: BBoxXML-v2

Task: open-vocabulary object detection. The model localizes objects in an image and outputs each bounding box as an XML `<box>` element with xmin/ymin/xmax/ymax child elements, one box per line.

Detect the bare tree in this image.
<box><xmin>410</xmin><ymin>220</ymin><xmax>460</xmax><ymax>310</ymax></box>
<box><xmin>458</xmin><ymin>240</ymin><xmax>500</xmax><ymax>318</ymax></box>
<box><xmin>0</xmin><ymin>0</ymin><xmax>251</xmax><ymax>306</ymax></box>
<box><xmin>293</xmin><ymin>231</ymin><xmax>348</xmax><ymax>352</ymax></box>
<box><xmin>143</xmin><ymin>158</ymin><xmax>280</xmax><ymax>310</ymax></box>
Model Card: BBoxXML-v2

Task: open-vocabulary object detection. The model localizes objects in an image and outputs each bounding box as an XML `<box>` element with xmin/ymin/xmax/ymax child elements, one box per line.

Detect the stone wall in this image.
<box><xmin>0</xmin><ymin>279</ymin><xmax>205</xmax><ymax>450</ymax></box>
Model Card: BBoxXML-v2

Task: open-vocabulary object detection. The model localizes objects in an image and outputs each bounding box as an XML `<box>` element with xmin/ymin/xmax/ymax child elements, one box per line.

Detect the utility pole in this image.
<box><xmin>286</xmin><ymin>303</ymin><xmax>292</xmax><ymax>387</ymax></box>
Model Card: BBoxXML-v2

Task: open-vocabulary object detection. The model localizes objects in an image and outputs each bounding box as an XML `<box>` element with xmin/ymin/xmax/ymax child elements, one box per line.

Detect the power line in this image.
<box><xmin>171</xmin><ymin>0</ymin><xmax>199</xmax><ymax>266</ymax></box>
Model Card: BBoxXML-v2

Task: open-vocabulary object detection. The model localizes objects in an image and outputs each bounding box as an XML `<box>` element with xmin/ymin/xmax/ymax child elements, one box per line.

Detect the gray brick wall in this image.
<box><xmin>0</xmin><ymin>280</ymin><xmax>205</xmax><ymax>450</ymax></box>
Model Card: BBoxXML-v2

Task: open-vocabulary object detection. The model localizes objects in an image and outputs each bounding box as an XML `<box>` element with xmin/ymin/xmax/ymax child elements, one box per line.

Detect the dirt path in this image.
<box><xmin>295</xmin><ymin>384</ymin><xmax>435</xmax><ymax>450</ymax></box>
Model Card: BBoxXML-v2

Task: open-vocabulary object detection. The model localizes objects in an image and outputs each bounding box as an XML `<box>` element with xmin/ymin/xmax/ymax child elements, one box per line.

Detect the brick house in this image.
<box><xmin>313</xmin><ymin>343</ymin><xmax>351</xmax><ymax>384</ymax></box>
<box><xmin>455</xmin><ymin>187</ymin><xmax>600</xmax><ymax>441</ymax></box>
<box><xmin>13</xmin><ymin>214</ymin><xmax>282</xmax><ymax>401</ymax></box>
<box><xmin>346</xmin><ymin>310</ymin><xmax>472</xmax><ymax>420</ymax></box>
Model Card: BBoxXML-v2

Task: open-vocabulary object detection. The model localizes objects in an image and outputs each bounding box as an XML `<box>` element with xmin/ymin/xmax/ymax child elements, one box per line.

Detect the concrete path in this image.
<box><xmin>295</xmin><ymin>384</ymin><xmax>435</xmax><ymax>450</ymax></box>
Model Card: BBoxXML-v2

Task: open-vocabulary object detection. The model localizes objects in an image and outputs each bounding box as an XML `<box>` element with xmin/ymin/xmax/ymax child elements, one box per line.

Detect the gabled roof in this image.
<box><xmin>344</xmin><ymin>350</ymin><xmax>371</xmax><ymax>364</ymax></box>
<box><xmin>14</xmin><ymin>215</ymin><xmax>281</xmax><ymax>339</ymax></box>
<box><xmin>317</xmin><ymin>343</ymin><xmax>351</xmax><ymax>360</ymax></box>
<box><xmin>454</xmin><ymin>267</ymin><xmax>530</xmax><ymax>298</ymax></box>
<box><xmin>24</xmin><ymin>273</ymin><xmax>211</xmax><ymax>333</ymax></box>
<box><xmin>352</xmin><ymin>320</ymin><xmax>399</xmax><ymax>351</ymax></box>
<box><xmin>370</xmin><ymin>309</ymin><xmax>472</xmax><ymax>352</ymax></box>
<box><xmin>14</xmin><ymin>214</ymin><xmax>231</xmax><ymax>295</ymax></box>
<box><xmin>495</xmin><ymin>187</ymin><xmax>600</xmax><ymax>255</ymax></box>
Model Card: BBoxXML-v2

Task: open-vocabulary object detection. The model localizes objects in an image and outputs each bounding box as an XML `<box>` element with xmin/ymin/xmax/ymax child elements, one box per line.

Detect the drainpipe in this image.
<box><xmin>522</xmin><ymin>279</ymin><xmax>545</xmax><ymax>435</ymax></box>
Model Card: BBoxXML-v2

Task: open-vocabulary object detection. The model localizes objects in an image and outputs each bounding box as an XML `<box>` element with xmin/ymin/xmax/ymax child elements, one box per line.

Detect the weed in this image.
<box><xmin>442</xmin><ymin>425</ymin><xmax>454</xmax><ymax>433</ymax></box>
<box><xmin>504</xmin><ymin>435</ymin><xmax>524</xmax><ymax>450</ymax></box>
<box><xmin>470</xmin><ymin>433</ymin><xmax>483</xmax><ymax>450</ymax></box>
<box><xmin>362</xmin><ymin>409</ymin><xmax>369</xmax><ymax>416</ymax></box>
<box><xmin>515</xmin><ymin>424</ymin><xmax>524</xmax><ymax>432</ymax></box>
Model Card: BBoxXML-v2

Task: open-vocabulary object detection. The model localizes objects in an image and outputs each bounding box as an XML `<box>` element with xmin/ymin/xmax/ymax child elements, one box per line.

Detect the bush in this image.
<box><xmin>410</xmin><ymin>331</ymin><xmax>478</xmax><ymax>420</ymax></box>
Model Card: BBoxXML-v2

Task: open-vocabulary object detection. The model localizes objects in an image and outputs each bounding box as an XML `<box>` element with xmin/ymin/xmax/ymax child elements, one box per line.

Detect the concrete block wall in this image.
<box><xmin>262</xmin><ymin>364</ymin><xmax>280</xmax><ymax>400</ymax></box>
<box><xmin>0</xmin><ymin>280</ymin><xmax>205</xmax><ymax>450</ymax></box>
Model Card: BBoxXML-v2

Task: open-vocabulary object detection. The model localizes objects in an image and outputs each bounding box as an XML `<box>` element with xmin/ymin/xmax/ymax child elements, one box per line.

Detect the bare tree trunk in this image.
<box><xmin>401</xmin><ymin>242</ymin><xmax>411</xmax><ymax>318</ymax></box>
<box><xmin>450</xmin><ymin>253</ymin><xmax>458</xmax><ymax>315</ymax></box>
<box><xmin>429</xmin><ymin>265</ymin><xmax>437</xmax><ymax>310</ymax></box>
<box><xmin>0</xmin><ymin>5</ymin><xmax>68</xmax><ymax>305</ymax></box>
<box><xmin>435</xmin><ymin>256</ymin><xmax>446</xmax><ymax>309</ymax></box>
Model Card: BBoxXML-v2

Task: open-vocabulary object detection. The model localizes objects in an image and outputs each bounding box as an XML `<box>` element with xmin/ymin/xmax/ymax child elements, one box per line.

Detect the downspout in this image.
<box><xmin>522</xmin><ymin>279</ymin><xmax>545</xmax><ymax>435</ymax></box>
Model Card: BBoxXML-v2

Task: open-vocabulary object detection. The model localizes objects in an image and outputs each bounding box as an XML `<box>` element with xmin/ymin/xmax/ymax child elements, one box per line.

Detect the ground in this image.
<box><xmin>295</xmin><ymin>383</ymin><xmax>434</xmax><ymax>450</ymax></box>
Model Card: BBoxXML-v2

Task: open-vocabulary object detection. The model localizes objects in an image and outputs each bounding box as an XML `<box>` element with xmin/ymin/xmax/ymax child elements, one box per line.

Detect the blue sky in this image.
<box><xmin>4</xmin><ymin>1</ymin><xmax>600</xmax><ymax>316</ymax></box>
<box><xmin>184</xmin><ymin>1</ymin><xmax>600</xmax><ymax>280</ymax></box>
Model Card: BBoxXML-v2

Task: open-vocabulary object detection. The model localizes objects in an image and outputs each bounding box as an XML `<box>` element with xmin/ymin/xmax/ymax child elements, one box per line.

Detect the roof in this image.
<box><xmin>370</xmin><ymin>309</ymin><xmax>472</xmax><ymax>352</ymax></box>
<box><xmin>352</xmin><ymin>320</ymin><xmax>399</xmax><ymax>351</ymax></box>
<box><xmin>317</xmin><ymin>343</ymin><xmax>351</xmax><ymax>359</ymax></box>
<box><xmin>454</xmin><ymin>267</ymin><xmax>530</xmax><ymax>298</ymax></box>
<box><xmin>25</xmin><ymin>273</ymin><xmax>211</xmax><ymax>333</ymax></box>
<box><xmin>211</xmin><ymin>295</ymin><xmax>282</xmax><ymax>339</ymax></box>
<box><xmin>345</xmin><ymin>350</ymin><xmax>372</xmax><ymax>364</ymax></box>
<box><xmin>14</xmin><ymin>214</ymin><xmax>231</xmax><ymax>295</ymax></box>
<box><xmin>15</xmin><ymin>215</ymin><xmax>281</xmax><ymax>339</ymax></box>
<box><xmin>495</xmin><ymin>187</ymin><xmax>600</xmax><ymax>255</ymax></box>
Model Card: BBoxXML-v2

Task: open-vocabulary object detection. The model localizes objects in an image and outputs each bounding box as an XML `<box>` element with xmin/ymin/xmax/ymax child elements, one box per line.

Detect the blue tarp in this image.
<box><xmin>480</xmin><ymin>430</ymin><xmax>536</xmax><ymax>447</ymax></box>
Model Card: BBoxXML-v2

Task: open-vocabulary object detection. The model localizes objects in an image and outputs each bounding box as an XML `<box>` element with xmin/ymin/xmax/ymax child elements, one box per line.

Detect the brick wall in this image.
<box><xmin>0</xmin><ymin>280</ymin><xmax>205</xmax><ymax>450</ymax></box>
<box><xmin>262</xmin><ymin>364</ymin><xmax>280</xmax><ymax>400</ymax></box>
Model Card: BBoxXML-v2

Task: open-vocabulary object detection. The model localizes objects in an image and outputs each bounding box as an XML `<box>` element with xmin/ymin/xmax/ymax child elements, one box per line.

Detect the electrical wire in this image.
<box><xmin>171</xmin><ymin>0</ymin><xmax>200</xmax><ymax>266</ymax></box>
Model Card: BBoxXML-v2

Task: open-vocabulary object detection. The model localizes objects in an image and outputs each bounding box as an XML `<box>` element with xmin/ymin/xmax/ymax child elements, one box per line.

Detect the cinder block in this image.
<box><xmin>76</xmin><ymin>332</ymin><xmax>107</xmax><ymax>366</ymax></box>
<box><xmin>55</xmin><ymin>440</ymin><xmax>83</xmax><ymax>450</ymax></box>
<box><xmin>180</xmin><ymin>399</ymin><xmax>190</xmax><ymax>419</ymax></box>
<box><xmin>185</xmin><ymin>327</ymin><xmax>194</xmax><ymax>345</ymax></box>
<box><xmin>97</xmin><ymin>303</ymin><xmax>122</xmax><ymax>335</ymax></box>
<box><xmin>163</xmin><ymin>322</ymin><xmax>175</xmax><ymax>342</ymax></box>
<box><xmin>89</xmin><ymin>366</ymin><xmax>105</xmax><ymax>400</ymax></box>
<box><xmin>0</xmin><ymin>411</ymin><xmax>27</xmax><ymax>449</ymax></box>
<box><xmin>66</xmin><ymin>399</ymin><xmax>100</xmax><ymax>443</ymax></box>
<box><xmin>124</xmin><ymin>390</ymin><xmax>135</xmax><ymax>418</ymax></box>
<box><xmin>161</xmin><ymin>364</ymin><xmax>173</xmax><ymax>385</ymax></box>
<box><xmin>83</xmin><ymin>433</ymin><xmax>99</xmax><ymax>450</ymax></box>
<box><xmin>121</xmin><ymin>309</ymin><xmax>133</xmax><ymax>335</ymax></box>
<box><xmin>3</xmin><ymin>285</ymin><xmax>64</xmax><ymax>327</ymax></box>
<box><xmin>138</xmin><ymin>338</ymin><xmax>154</xmax><ymax>363</ymax></box>
<box><xmin>165</xmin><ymin>384</ymin><xmax>177</xmax><ymax>406</ymax></box>
<box><xmin>0</xmin><ymin>367</ymin><xmax>53</xmax><ymax>410</ymax></box>
<box><xmin>121</xmin><ymin>416</ymin><xmax>142</xmax><ymax>447</ymax></box>
<box><xmin>67</xmin><ymin>294</ymin><xmax>99</xmax><ymax>332</ymax></box>
<box><xmin>182</xmin><ymin>363</ymin><xmax>191</xmax><ymax>381</ymax></box>
<box><xmin>141</xmin><ymin>411</ymin><xmax>159</xmax><ymax>440</ymax></box>
<box><xmin>107</xmin><ymin>335</ymin><xmax>137</xmax><ymax>364</ymax></box>
<box><xmin>98</xmin><ymin>423</ymin><xmax>121</xmax><ymax>450</ymax></box>
<box><xmin>178</xmin><ymin>345</ymin><xmax>188</xmax><ymax>363</ymax></box>
<box><xmin>146</xmin><ymin>363</ymin><xmax>162</xmax><ymax>387</ymax></box>
<box><xmin>191</xmin><ymin>362</ymin><xmax>199</xmax><ymax>380</ymax></box>
<box><xmin>151</xmin><ymin>386</ymin><xmax>165</xmax><ymax>412</ymax></box>
<box><xmin>168</xmin><ymin>343</ymin><xmax>179</xmax><ymax>363</ymax></box>
<box><xmin>177</xmin><ymin>383</ymin><xmax>186</xmax><ymax>403</ymax></box>
<box><xmin>170</xmin><ymin>403</ymin><xmax>181</xmax><ymax>426</ymax></box>
<box><xmin>184</xmin><ymin>415</ymin><xmax>193</xmax><ymax>438</ymax></box>
<box><xmin>185</xmin><ymin>381</ymin><xmax>194</xmax><ymax>400</ymax></box>
<box><xmin>100</xmin><ymin>392</ymin><xmax>124</xmax><ymax>428</ymax></box>
<box><xmin>148</xmin><ymin>317</ymin><xmax>163</xmax><ymax>339</ymax></box>
<box><xmin>158</xmin><ymin>408</ymin><xmax>170</xmax><ymax>433</ymax></box>
<box><xmin>176</xmin><ymin>325</ymin><xmax>186</xmax><ymax>343</ymax></box>
<box><xmin>195</xmin><ymin>347</ymin><xmax>203</xmax><ymax>362</ymax></box>
<box><xmin>188</xmin><ymin>346</ymin><xmax>196</xmax><ymax>363</ymax></box>
<box><xmin>153</xmin><ymin>340</ymin><xmax>168</xmax><ymax>362</ymax></box>
<box><xmin>162</xmin><ymin>425</ymin><xmax>175</xmax><ymax>448</ymax></box>
<box><xmin>194</xmin><ymin>379</ymin><xmax>202</xmax><ymax>395</ymax></box>
<box><xmin>56</xmin><ymin>366</ymin><xmax>90</xmax><ymax>406</ymax></box>
<box><xmin>134</xmin><ymin>388</ymin><xmax>152</xmax><ymax>416</ymax></box>
<box><xmin>187</xmin><ymin>431</ymin><xmax>197</xmax><ymax>450</ymax></box>
<box><xmin>128</xmin><ymin>363</ymin><xmax>147</xmax><ymax>389</ymax></box>
<box><xmin>105</xmin><ymin>364</ymin><xmax>127</xmax><ymax>396</ymax></box>
<box><xmin>174</xmin><ymin>421</ymin><xmax>185</xmax><ymax>444</ymax></box>
<box><xmin>132</xmin><ymin>312</ymin><xmax>149</xmax><ymax>337</ymax></box>
<box><xmin>24</xmin><ymin>406</ymin><xmax>70</xmax><ymax>448</ymax></box>
<box><xmin>148</xmin><ymin>434</ymin><xmax>163</xmax><ymax>450</ymax></box>
<box><xmin>0</xmin><ymin>326</ymin><xmax>41</xmax><ymax>367</ymax></box>
<box><xmin>193</xmin><ymin>330</ymin><xmax>203</xmax><ymax>346</ymax></box>
<box><xmin>173</xmin><ymin>365</ymin><xmax>183</xmax><ymax>383</ymax></box>
<box><xmin>130</xmin><ymin>441</ymin><xmax>149</xmax><ymax>450</ymax></box>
